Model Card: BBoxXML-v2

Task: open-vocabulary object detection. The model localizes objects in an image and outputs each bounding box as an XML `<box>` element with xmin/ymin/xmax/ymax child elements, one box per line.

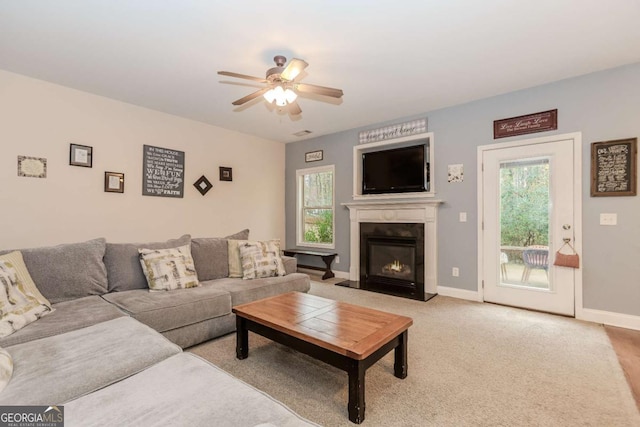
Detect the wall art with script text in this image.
<box><xmin>590</xmin><ymin>138</ymin><xmax>637</xmax><ymax>197</ymax></box>
<box><xmin>142</xmin><ymin>145</ymin><xmax>185</xmax><ymax>198</ymax></box>
<box><xmin>494</xmin><ymin>110</ymin><xmax>557</xmax><ymax>139</ymax></box>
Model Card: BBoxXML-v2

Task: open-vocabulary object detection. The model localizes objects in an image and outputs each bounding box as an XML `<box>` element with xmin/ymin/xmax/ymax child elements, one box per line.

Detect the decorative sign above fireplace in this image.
<box><xmin>358</xmin><ymin>118</ymin><xmax>428</xmax><ymax>144</ymax></box>
<box><xmin>493</xmin><ymin>109</ymin><xmax>557</xmax><ymax>139</ymax></box>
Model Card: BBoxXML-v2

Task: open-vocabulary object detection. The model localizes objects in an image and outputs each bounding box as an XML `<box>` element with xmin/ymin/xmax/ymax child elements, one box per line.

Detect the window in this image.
<box><xmin>296</xmin><ymin>165</ymin><xmax>335</xmax><ymax>248</ymax></box>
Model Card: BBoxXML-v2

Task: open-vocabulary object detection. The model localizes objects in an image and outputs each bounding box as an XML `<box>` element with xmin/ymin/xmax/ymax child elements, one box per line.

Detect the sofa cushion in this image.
<box><xmin>139</xmin><ymin>244</ymin><xmax>199</xmax><ymax>291</ymax></box>
<box><xmin>0</xmin><ymin>238</ymin><xmax>108</xmax><ymax>304</ymax></box>
<box><xmin>0</xmin><ymin>317</ymin><xmax>181</xmax><ymax>405</ymax></box>
<box><xmin>0</xmin><ymin>295</ymin><xmax>127</xmax><ymax>348</ymax></box>
<box><xmin>239</xmin><ymin>240</ymin><xmax>286</xmax><ymax>280</ymax></box>
<box><xmin>0</xmin><ymin>347</ymin><xmax>12</xmax><ymax>393</ymax></box>
<box><xmin>282</xmin><ymin>255</ymin><xmax>298</xmax><ymax>275</ymax></box>
<box><xmin>105</xmin><ymin>234</ymin><xmax>190</xmax><ymax>292</ymax></box>
<box><xmin>191</xmin><ymin>229</ymin><xmax>249</xmax><ymax>281</ymax></box>
<box><xmin>64</xmin><ymin>353</ymin><xmax>318</xmax><ymax>426</ymax></box>
<box><xmin>102</xmin><ymin>285</ymin><xmax>231</xmax><ymax>333</ymax></box>
<box><xmin>0</xmin><ymin>260</ymin><xmax>52</xmax><ymax>337</ymax></box>
<box><xmin>203</xmin><ymin>273</ymin><xmax>311</xmax><ymax>307</ymax></box>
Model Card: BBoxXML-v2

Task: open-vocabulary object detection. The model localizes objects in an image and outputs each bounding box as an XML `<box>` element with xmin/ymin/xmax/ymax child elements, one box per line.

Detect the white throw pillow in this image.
<box><xmin>138</xmin><ymin>244</ymin><xmax>200</xmax><ymax>291</ymax></box>
<box><xmin>0</xmin><ymin>347</ymin><xmax>12</xmax><ymax>393</ymax></box>
<box><xmin>227</xmin><ymin>239</ymin><xmax>247</xmax><ymax>278</ymax></box>
<box><xmin>238</xmin><ymin>240</ymin><xmax>286</xmax><ymax>280</ymax></box>
<box><xmin>0</xmin><ymin>260</ymin><xmax>52</xmax><ymax>337</ymax></box>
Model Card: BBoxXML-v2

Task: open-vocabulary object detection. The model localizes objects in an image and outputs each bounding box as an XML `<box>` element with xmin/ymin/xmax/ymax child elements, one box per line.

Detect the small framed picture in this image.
<box><xmin>305</xmin><ymin>150</ymin><xmax>323</xmax><ymax>162</ymax></box>
<box><xmin>17</xmin><ymin>156</ymin><xmax>47</xmax><ymax>178</ymax></box>
<box><xmin>193</xmin><ymin>175</ymin><xmax>213</xmax><ymax>195</ymax></box>
<box><xmin>104</xmin><ymin>172</ymin><xmax>124</xmax><ymax>193</ymax></box>
<box><xmin>219</xmin><ymin>166</ymin><xmax>233</xmax><ymax>182</ymax></box>
<box><xmin>70</xmin><ymin>144</ymin><xmax>93</xmax><ymax>167</ymax></box>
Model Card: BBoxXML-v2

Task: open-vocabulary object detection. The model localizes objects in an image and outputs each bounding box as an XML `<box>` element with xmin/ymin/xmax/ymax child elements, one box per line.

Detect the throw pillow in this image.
<box><xmin>0</xmin><ymin>260</ymin><xmax>53</xmax><ymax>338</ymax></box>
<box><xmin>227</xmin><ymin>239</ymin><xmax>246</xmax><ymax>278</ymax></box>
<box><xmin>238</xmin><ymin>240</ymin><xmax>286</xmax><ymax>280</ymax></box>
<box><xmin>191</xmin><ymin>229</ymin><xmax>250</xmax><ymax>281</ymax></box>
<box><xmin>138</xmin><ymin>244</ymin><xmax>200</xmax><ymax>291</ymax></box>
<box><xmin>0</xmin><ymin>251</ymin><xmax>52</xmax><ymax>310</ymax></box>
<box><xmin>0</xmin><ymin>347</ymin><xmax>12</xmax><ymax>393</ymax></box>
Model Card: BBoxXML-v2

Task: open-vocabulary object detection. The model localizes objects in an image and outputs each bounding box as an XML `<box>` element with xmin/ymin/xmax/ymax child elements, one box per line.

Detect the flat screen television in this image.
<box><xmin>362</xmin><ymin>144</ymin><xmax>429</xmax><ymax>194</ymax></box>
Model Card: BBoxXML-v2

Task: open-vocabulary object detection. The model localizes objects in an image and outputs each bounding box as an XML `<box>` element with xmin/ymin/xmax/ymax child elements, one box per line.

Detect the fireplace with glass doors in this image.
<box><xmin>359</xmin><ymin>223</ymin><xmax>425</xmax><ymax>301</ymax></box>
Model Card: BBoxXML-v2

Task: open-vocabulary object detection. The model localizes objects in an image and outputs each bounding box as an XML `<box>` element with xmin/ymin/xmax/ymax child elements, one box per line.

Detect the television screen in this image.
<box><xmin>362</xmin><ymin>144</ymin><xmax>428</xmax><ymax>194</ymax></box>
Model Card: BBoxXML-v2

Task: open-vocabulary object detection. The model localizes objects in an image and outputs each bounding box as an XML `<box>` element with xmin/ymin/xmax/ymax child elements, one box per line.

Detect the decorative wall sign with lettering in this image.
<box><xmin>358</xmin><ymin>118</ymin><xmax>427</xmax><ymax>144</ymax></box>
<box><xmin>590</xmin><ymin>138</ymin><xmax>637</xmax><ymax>197</ymax></box>
<box><xmin>493</xmin><ymin>109</ymin><xmax>557</xmax><ymax>139</ymax></box>
<box><xmin>142</xmin><ymin>145</ymin><xmax>185</xmax><ymax>198</ymax></box>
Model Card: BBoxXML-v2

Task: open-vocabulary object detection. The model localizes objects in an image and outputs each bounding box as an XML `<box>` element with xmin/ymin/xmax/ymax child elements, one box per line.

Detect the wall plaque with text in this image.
<box><xmin>590</xmin><ymin>138</ymin><xmax>637</xmax><ymax>197</ymax></box>
<box><xmin>493</xmin><ymin>109</ymin><xmax>558</xmax><ymax>139</ymax></box>
<box><xmin>142</xmin><ymin>145</ymin><xmax>185</xmax><ymax>198</ymax></box>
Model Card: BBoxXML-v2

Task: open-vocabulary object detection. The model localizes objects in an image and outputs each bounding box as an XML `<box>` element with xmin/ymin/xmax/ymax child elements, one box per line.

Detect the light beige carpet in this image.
<box><xmin>189</xmin><ymin>281</ymin><xmax>640</xmax><ymax>426</ymax></box>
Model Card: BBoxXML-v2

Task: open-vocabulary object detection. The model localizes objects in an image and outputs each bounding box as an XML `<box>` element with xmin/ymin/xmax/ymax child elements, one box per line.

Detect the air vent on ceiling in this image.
<box><xmin>293</xmin><ymin>130</ymin><xmax>313</xmax><ymax>137</ymax></box>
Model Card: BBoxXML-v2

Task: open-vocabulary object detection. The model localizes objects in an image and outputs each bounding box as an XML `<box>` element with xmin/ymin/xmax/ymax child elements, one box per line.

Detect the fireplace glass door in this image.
<box><xmin>367</xmin><ymin>238</ymin><xmax>417</xmax><ymax>287</ymax></box>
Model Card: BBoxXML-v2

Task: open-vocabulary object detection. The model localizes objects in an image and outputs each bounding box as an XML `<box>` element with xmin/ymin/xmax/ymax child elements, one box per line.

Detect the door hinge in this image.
<box><xmin>482</xmin><ymin>280</ymin><xmax>484</xmax><ymax>289</ymax></box>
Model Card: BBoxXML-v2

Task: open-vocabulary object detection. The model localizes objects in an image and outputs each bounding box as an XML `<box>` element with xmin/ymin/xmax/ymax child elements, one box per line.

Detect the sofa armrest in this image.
<box><xmin>282</xmin><ymin>255</ymin><xmax>297</xmax><ymax>275</ymax></box>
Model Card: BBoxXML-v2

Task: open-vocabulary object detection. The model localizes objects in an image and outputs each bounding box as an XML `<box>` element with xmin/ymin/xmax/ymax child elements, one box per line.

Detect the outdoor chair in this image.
<box><xmin>521</xmin><ymin>246</ymin><xmax>549</xmax><ymax>283</ymax></box>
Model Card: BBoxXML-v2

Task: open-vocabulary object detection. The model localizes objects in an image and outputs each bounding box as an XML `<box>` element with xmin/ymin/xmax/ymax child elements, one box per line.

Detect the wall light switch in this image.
<box><xmin>600</xmin><ymin>213</ymin><xmax>617</xmax><ymax>226</ymax></box>
<box><xmin>459</xmin><ymin>212</ymin><xmax>467</xmax><ymax>222</ymax></box>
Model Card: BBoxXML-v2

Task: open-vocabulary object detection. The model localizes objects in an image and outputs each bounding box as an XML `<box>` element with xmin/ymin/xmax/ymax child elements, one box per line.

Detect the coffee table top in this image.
<box><xmin>233</xmin><ymin>292</ymin><xmax>413</xmax><ymax>360</ymax></box>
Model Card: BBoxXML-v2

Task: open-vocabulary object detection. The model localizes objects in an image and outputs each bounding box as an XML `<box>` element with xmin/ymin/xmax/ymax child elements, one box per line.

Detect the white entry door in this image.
<box><xmin>479</xmin><ymin>134</ymin><xmax>581</xmax><ymax>316</ymax></box>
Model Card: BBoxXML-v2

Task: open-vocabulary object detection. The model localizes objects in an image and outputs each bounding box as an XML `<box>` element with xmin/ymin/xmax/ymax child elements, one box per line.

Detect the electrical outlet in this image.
<box><xmin>459</xmin><ymin>212</ymin><xmax>467</xmax><ymax>222</ymax></box>
<box><xmin>335</xmin><ymin>255</ymin><xmax>340</xmax><ymax>264</ymax></box>
<box><xmin>452</xmin><ymin>267</ymin><xmax>459</xmax><ymax>277</ymax></box>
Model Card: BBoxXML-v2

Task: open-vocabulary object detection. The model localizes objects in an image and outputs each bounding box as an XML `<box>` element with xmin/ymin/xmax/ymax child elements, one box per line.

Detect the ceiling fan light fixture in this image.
<box><xmin>284</xmin><ymin>88</ymin><xmax>297</xmax><ymax>103</ymax></box>
<box><xmin>263</xmin><ymin>88</ymin><xmax>276</xmax><ymax>103</ymax></box>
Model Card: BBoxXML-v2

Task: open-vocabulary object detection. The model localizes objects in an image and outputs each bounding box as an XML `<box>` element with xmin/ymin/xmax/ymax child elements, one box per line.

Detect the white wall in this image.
<box><xmin>0</xmin><ymin>70</ymin><xmax>285</xmax><ymax>249</ymax></box>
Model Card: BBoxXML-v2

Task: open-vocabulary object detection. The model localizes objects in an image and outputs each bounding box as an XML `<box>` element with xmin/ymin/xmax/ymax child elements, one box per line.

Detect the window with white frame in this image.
<box><xmin>296</xmin><ymin>165</ymin><xmax>335</xmax><ymax>248</ymax></box>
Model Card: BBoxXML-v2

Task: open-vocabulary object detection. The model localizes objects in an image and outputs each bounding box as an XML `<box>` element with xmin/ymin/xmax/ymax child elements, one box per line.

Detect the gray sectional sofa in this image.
<box><xmin>0</xmin><ymin>233</ymin><xmax>316</xmax><ymax>426</ymax></box>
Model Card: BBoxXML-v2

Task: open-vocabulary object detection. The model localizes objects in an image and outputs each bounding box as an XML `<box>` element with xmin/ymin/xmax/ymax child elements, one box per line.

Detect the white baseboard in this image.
<box><xmin>437</xmin><ymin>285</ymin><xmax>482</xmax><ymax>302</ymax></box>
<box><xmin>577</xmin><ymin>308</ymin><xmax>640</xmax><ymax>331</ymax></box>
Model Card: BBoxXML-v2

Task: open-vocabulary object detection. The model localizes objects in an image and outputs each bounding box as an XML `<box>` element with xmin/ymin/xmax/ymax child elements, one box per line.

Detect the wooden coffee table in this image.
<box><xmin>232</xmin><ymin>292</ymin><xmax>413</xmax><ymax>424</ymax></box>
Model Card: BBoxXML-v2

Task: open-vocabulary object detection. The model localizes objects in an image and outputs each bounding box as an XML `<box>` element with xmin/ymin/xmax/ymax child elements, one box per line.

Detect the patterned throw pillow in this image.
<box><xmin>0</xmin><ymin>251</ymin><xmax>52</xmax><ymax>310</ymax></box>
<box><xmin>138</xmin><ymin>244</ymin><xmax>200</xmax><ymax>291</ymax></box>
<box><xmin>238</xmin><ymin>240</ymin><xmax>286</xmax><ymax>280</ymax></box>
<box><xmin>0</xmin><ymin>260</ymin><xmax>53</xmax><ymax>338</ymax></box>
<box><xmin>0</xmin><ymin>347</ymin><xmax>12</xmax><ymax>393</ymax></box>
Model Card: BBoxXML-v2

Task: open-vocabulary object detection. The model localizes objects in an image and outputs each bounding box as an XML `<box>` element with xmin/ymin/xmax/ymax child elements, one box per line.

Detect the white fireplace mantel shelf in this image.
<box><xmin>341</xmin><ymin>198</ymin><xmax>443</xmax><ymax>296</ymax></box>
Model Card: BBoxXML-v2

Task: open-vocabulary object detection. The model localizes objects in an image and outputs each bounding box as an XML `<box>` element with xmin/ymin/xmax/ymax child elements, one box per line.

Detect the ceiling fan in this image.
<box><xmin>218</xmin><ymin>55</ymin><xmax>344</xmax><ymax>115</ymax></box>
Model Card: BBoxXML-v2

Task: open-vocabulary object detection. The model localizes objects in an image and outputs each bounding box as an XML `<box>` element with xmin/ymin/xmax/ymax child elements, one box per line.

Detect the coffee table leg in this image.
<box><xmin>348</xmin><ymin>360</ymin><xmax>366</xmax><ymax>424</ymax></box>
<box><xmin>394</xmin><ymin>330</ymin><xmax>408</xmax><ymax>379</ymax></box>
<box><xmin>236</xmin><ymin>316</ymin><xmax>248</xmax><ymax>360</ymax></box>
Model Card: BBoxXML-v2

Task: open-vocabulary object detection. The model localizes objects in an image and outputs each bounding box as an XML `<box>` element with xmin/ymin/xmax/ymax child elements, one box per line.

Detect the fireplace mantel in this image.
<box><xmin>342</xmin><ymin>199</ymin><xmax>443</xmax><ymax>297</ymax></box>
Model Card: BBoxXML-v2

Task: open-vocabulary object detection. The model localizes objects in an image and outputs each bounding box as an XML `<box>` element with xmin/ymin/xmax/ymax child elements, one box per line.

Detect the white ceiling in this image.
<box><xmin>1</xmin><ymin>1</ymin><xmax>639</xmax><ymax>143</ymax></box>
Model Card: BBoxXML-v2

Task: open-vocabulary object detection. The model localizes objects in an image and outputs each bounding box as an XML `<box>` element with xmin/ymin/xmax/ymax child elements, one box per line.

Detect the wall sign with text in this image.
<box><xmin>494</xmin><ymin>109</ymin><xmax>557</xmax><ymax>139</ymax></box>
<box><xmin>590</xmin><ymin>138</ymin><xmax>637</xmax><ymax>197</ymax></box>
<box><xmin>142</xmin><ymin>144</ymin><xmax>185</xmax><ymax>198</ymax></box>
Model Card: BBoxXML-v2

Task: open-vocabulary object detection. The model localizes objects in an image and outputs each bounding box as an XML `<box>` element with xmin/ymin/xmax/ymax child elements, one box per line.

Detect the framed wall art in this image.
<box><xmin>219</xmin><ymin>167</ymin><xmax>232</xmax><ymax>182</ymax></box>
<box><xmin>590</xmin><ymin>138</ymin><xmax>637</xmax><ymax>197</ymax></box>
<box><xmin>194</xmin><ymin>175</ymin><xmax>213</xmax><ymax>195</ymax></box>
<box><xmin>305</xmin><ymin>150</ymin><xmax>323</xmax><ymax>162</ymax></box>
<box><xmin>17</xmin><ymin>156</ymin><xmax>47</xmax><ymax>178</ymax></box>
<box><xmin>104</xmin><ymin>172</ymin><xmax>125</xmax><ymax>193</ymax></box>
<box><xmin>69</xmin><ymin>143</ymin><xmax>93</xmax><ymax>167</ymax></box>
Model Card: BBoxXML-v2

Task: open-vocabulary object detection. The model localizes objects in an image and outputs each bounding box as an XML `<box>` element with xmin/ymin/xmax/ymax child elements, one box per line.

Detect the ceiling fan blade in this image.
<box><xmin>232</xmin><ymin>87</ymin><xmax>270</xmax><ymax>106</ymax></box>
<box><xmin>288</xmin><ymin>101</ymin><xmax>302</xmax><ymax>115</ymax></box>
<box><xmin>218</xmin><ymin>71</ymin><xmax>267</xmax><ymax>83</ymax></box>
<box><xmin>295</xmin><ymin>83</ymin><xmax>343</xmax><ymax>98</ymax></box>
<box><xmin>280</xmin><ymin>58</ymin><xmax>309</xmax><ymax>81</ymax></box>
